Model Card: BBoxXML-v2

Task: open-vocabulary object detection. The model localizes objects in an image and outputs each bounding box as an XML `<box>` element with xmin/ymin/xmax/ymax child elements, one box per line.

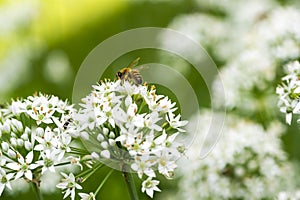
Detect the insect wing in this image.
<box><xmin>126</xmin><ymin>57</ymin><xmax>140</xmax><ymax>69</ymax></box>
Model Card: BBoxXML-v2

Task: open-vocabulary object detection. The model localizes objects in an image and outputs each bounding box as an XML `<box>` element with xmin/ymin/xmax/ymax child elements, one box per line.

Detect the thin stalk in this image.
<box><xmin>122</xmin><ymin>164</ymin><xmax>139</xmax><ymax>200</ymax></box>
<box><xmin>137</xmin><ymin>99</ymin><xmax>146</xmax><ymax>114</ymax></box>
<box><xmin>75</xmin><ymin>163</ymin><xmax>104</xmax><ymax>182</ymax></box>
<box><xmin>70</xmin><ymin>146</ymin><xmax>90</xmax><ymax>154</ymax></box>
<box><xmin>94</xmin><ymin>169</ymin><xmax>114</xmax><ymax>196</ymax></box>
<box><xmin>31</xmin><ymin>182</ymin><xmax>43</xmax><ymax>200</ymax></box>
<box><xmin>82</xmin><ymin>163</ymin><xmax>104</xmax><ymax>182</ymax></box>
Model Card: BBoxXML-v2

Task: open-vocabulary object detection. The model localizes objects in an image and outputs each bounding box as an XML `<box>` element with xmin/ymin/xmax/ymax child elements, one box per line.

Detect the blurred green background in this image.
<box><xmin>0</xmin><ymin>0</ymin><xmax>199</xmax><ymax>102</ymax></box>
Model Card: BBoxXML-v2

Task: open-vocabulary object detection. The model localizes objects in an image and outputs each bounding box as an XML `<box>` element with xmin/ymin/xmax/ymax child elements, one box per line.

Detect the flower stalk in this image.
<box><xmin>122</xmin><ymin>164</ymin><xmax>139</xmax><ymax>200</ymax></box>
<box><xmin>94</xmin><ymin>169</ymin><xmax>114</xmax><ymax>196</ymax></box>
<box><xmin>31</xmin><ymin>182</ymin><xmax>43</xmax><ymax>200</ymax></box>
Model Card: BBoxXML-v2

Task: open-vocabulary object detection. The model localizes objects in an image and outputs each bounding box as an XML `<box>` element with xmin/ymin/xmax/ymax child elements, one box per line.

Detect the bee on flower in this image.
<box><xmin>74</xmin><ymin>79</ymin><xmax>188</xmax><ymax>198</ymax></box>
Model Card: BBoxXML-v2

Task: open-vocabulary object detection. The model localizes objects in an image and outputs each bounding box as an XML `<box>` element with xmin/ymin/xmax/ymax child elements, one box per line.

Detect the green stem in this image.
<box><xmin>31</xmin><ymin>182</ymin><xmax>43</xmax><ymax>200</ymax></box>
<box><xmin>94</xmin><ymin>169</ymin><xmax>114</xmax><ymax>196</ymax></box>
<box><xmin>53</xmin><ymin>161</ymin><xmax>71</xmax><ymax>167</ymax></box>
<box><xmin>137</xmin><ymin>99</ymin><xmax>146</xmax><ymax>114</ymax></box>
<box><xmin>81</xmin><ymin>163</ymin><xmax>104</xmax><ymax>182</ymax></box>
<box><xmin>73</xmin><ymin>163</ymin><xmax>104</xmax><ymax>183</ymax></box>
<box><xmin>70</xmin><ymin>146</ymin><xmax>90</xmax><ymax>155</ymax></box>
<box><xmin>122</xmin><ymin>164</ymin><xmax>139</xmax><ymax>200</ymax></box>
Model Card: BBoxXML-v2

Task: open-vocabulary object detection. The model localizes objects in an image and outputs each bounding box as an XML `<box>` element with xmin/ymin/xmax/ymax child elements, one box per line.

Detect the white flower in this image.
<box><xmin>35</xmin><ymin>150</ymin><xmax>59</xmax><ymax>174</ymax></box>
<box><xmin>6</xmin><ymin>151</ymin><xmax>38</xmax><ymax>181</ymax></box>
<box><xmin>141</xmin><ymin>177</ymin><xmax>161</xmax><ymax>198</ymax></box>
<box><xmin>144</xmin><ymin>112</ymin><xmax>162</xmax><ymax>131</ymax></box>
<box><xmin>67</xmin><ymin>156</ymin><xmax>83</xmax><ymax>170</ymax></box>
<box><xmin>78</xmin><ymin>192</ymin><xmax>96</xmax><ymax>200</ymax></box>
<box><xmin>57</xmin><ymin>132</ymin><xmax>72</xmax><ymax>157</ymax></box>
<box><xmin>56</xmin><ymin>173</ymin><xmax>82</xmax><ymax>200</ymax></box>
<box><xmin>0</xmin><ymin>168</ymin><xmax>14</xmax><ymax>195</ymax></box>
<box><xmin>131</xmin><ymin>156</ymin><xmax>156</xmax><ymax>179</ymax></box>
<box><xmin>284</xmin><ymin>61</ymin><xmax>300</xmax><ymax>75</ymax></box>
<box><xmin>34</xmin><ymin>127</ymin><xmax>57</xmax><ymax>151</ymax></box>
<box><xmin>157</xmin><ymin>154</ymin><xmax>177</xmax><ymax>179</ymax></box>
<box><xmin>10</xmin><ymin>101</ymin><xmax>26</xmax><ymax>115</ymax></box>
<box><xmin>277</xmin><ymin>61</ymin><xmax>300</xmax><ymax>125</ymax></box>
<box><xmin>166</xmin><ymin>111</ymin><xmax>188</xmax><ymax>132</ymax></box>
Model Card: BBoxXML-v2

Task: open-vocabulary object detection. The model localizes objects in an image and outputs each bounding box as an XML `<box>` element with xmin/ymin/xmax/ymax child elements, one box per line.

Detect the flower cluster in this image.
<box><xmin>161</xmin><ymin>0</ymin><xmax>300</xmax><ymax>122</ymax></box>
<box><xmin>277</xmin><ymin>190</ymin><xmax>300</xmax><ymax>200</ymax></box>
<box><xmin>175</xmin><ymin>111</ymin><xmax>297</xmax><ymax>200</ymax></box>
<box><xmin>0</xmin><ymin>93</ymin><xmax>78</xmax><ymax>196</ymax></box>
<box><xmin>74</xmin><ymin>80</ymin><xmax>187</xmax><ymax>198</ymax></box>
<box><xmin>212</xmin><ymin>6</ymin><xmax>300</xmax><ymax>115</ymax></box>
<box><xmin>277</xmin><ymin>61</ymin><xmax>300</xmax><ymax>125</ymax></box>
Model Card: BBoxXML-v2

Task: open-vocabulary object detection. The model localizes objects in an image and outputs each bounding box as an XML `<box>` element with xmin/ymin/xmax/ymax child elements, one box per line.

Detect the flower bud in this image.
<box><xmin>100</xmin><ymin>150</ymin><xmax>110</xmax><ymax>159</ymax></box>
<box><xmin>91</xmin><ymin>152</ymin><xmax>99</xmax><ymax>160</ymax></box>
<box><xmin>10</xmin><ymin>138</ymin><xmax>17</xmax><ymax>147</ymax></box>
<box><xmin>101</xmin><ymin>141</ymin><xmax>108</xmax><ymax>149</ymax></box>
<box><xmin>7</xmin><ymin>149</ymin><xmax>16</xmax><ymax>159</ymax></box>
<box><xmin>235</xmin><ymin>166</ymin><xmax>245</xmax><ymax>177</ymax></box>
<box><xmin>1</xmin><ymin>142</ymin><xmax>9</xmax><ymax>152</ymax></box>
<box><xmin>21</xmin><ymin>133</ymin><xmax>29</xmax><ymax>141</ymax></box>
<box><xmin>24</xmin><ymin>127</ymin><xmax>31</xmax><ymax>135</ymax></box>
<box><xmin>109</xmin><ymin>132</ymin><xmax>115</xmax><ymax>138</ymax></box>
<box><xmin>103</xmin><ymin>128</ymin><xmax>109</xmax><ymax>136</ymax></box>
<box><xmin>17</xmin><ymin>139</ymin><xmax>24</xmax><ymax>147</ymax></box>
<box><xmin>2</xmin><ymin>121</ymin><xmax>11</xmax><ymax>133</ymax></box>
<box><xmin>108</xmin><ymin>139</ymin><xmax>115</xmax><ymax>146</ymax></box>
<box><xmin>24</xmin><ymin>141</ymin><xmax>32</xmax><ymax>151</ymax></box>
<box><xmin>97</xmin><ymin>133</ymin><xmax>104</xmax><ymax>142</ymax></box>
<box><xmin>36</xmin><ymin>127</ymin><xmax>44</xmax><ymax>137</ymax></box>
<box><xmin>11</xmin><ymin>119</ymin><xmax>23</xmax><ymax>132</ymax></box>
<box><xmin>177</xmin><ymin>145</ymin><xmax>186</xmax><ymax>154</ymax></box>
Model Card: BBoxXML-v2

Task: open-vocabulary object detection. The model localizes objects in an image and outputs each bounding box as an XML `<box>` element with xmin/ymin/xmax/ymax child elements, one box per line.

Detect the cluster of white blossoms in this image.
<box><xmin>213</xmin><ymin>6</ymin><xmax>300</xmax><ymax>114</ymax></box>
<box><xmin>277</xmin><ymin>190</ymin><xmax>300</xmax><ymax>200</ymax></box>
<box><xmin>158</xmin><ymin>1</ymin><xmax>300</xmax><ymax>199</ymax></box>
<box><xmin>277</xmin><ymin>61</ymin><xmax>300</xmax><ymax>125</ymax></box>
<box><xmin>0</xmin><ymin>93</ymin><xmax>81</xmax><ymax>196</ymax></box>
<box><xmin>74</xmin><ymin>80</ymin><xmax>187</xmax><ymax>198</ymax></box>
<box><xmin>175</xmin><ymin>111</ymin><xmax>297</xmax><ymax>200</ymax></box>
<box><xmin>160</xmin><ymin>13</ymin><xmax>228</xmax><ymax>60</ymax></box>
<box><xmin>254</xmin><ymin>7</ymin><xmax>300</xmax><ymax>61</ymax></box>
<box><xmin>161</xmin><ymin>0</ymin><xmax>300</xmax><ymax>118</ymax></box>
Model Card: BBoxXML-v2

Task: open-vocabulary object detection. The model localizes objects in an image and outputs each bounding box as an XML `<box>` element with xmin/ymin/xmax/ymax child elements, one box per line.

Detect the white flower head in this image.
<box><xmin>0</xmin><ymin>93</ymin><xmax>79</xmax><ymax>196</ymax></box>
<box><xmin>176</xmin><ymin>111</ymin><xmax>297</xmax><ymax>200</ymax></box>
<box><xmin>75</xmin><ymin>80</ymin><xmax>187</xmax><ymax>197</ymax></box>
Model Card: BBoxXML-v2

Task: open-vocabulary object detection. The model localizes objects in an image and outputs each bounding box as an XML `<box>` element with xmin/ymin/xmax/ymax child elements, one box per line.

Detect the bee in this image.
<box><xmin>116</xmin><ymin>57</ymin><xmax>143</xmax><ymax>85</ymax></box>
<box><xmin>63</xmin><ymin>118</ymin><xmax>73</xmax><ymax>130</ymax></box>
